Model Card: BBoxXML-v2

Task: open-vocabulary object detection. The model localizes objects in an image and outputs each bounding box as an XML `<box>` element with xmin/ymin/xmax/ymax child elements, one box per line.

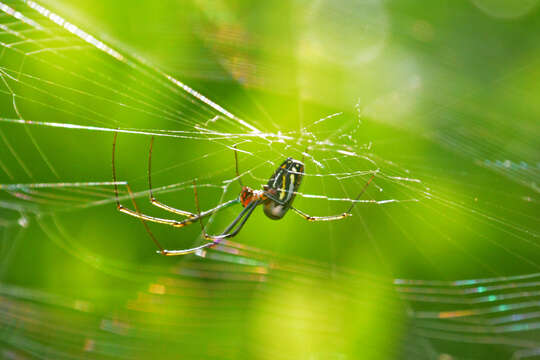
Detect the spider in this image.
<box><xmin>112</xmin><ymin>133</ymin><xmax>375</xmax><ymax>256</ymax></box>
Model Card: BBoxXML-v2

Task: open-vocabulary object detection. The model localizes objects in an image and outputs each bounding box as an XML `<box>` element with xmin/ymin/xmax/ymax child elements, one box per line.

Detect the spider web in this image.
<box><xmin>0</xmin><ymin>1</ymin><xmax>539</xmax><ymax>359</ymax></box>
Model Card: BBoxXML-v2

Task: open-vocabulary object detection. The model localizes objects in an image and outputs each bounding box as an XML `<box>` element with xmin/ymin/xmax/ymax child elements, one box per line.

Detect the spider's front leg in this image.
<box><xmin>200</xmin><ymin>201</ymin><xmax>260</xmax><ymax>241</ymax></box>
<box><xmin>148</xmin><ymin>135</ymin><xmax>198</xmax><ymax>218</ymax></box>
<box><xmin>193</xmin><ymin>179</ymin><xmax>261</xmax><ymax>243</ymax></box>
<box><xmin>116</xmin><ymin>188</ymin><xmax>239</xmax><ymax>228</ymax></box>
<box><xmin>112</xmin><ymin>132</ymin><xmax>243</xmax><ymax>256</ymax></box>
<box><xmin>159</xmin><ymin>181</ymin><xmax>255</xmax><ymax>256</ymax></box>
<box><xmin>113</xmin><ymin>132</ymin><xmax>239</xmax><ymax>228</ymax></box>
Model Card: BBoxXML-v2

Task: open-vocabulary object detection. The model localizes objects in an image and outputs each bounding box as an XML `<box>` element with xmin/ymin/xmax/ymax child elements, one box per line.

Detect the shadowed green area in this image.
<box><xmin>0</xmin><ymin>0</ymin><xmax>539</xmax><ymax>359</ymax></box>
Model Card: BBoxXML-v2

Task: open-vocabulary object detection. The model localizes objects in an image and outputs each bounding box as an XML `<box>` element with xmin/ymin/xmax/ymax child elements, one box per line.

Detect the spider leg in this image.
<box><xmin>200</xmin><ymin>199</ymin><xmax>260</xmax><ymax>241</ymax></box>
<box><xmin>113</xmin><ymin>132</ymin><xmax>239</xmax><ymax>228</ymax></box>
<box><xmin>216</xmin><ymin>200</ymin><xmax>260</xmax><ymax>239</ymax></box>
<box><xmin>202</xmin><ymin>201</ymin><xmax>259</xmax><ymax>241</ymax></box>
<box><xmin>261</xmin><ymin>191</ymin><xmax>348</xmax><ymax>222</ymax></box>
<box><xmin>160</xmin><ymin>182</ymin><xmax>257</xmax><ymax>256</ymax></box>
<box><xmin>120</xmin><ymin>181</ymin><xmax>166</xmax><ymax>253</ymax></box>
<box><xmin>117</xmin><ymin>197</ymin><xmax>238</xmax><ymax>227</ymax></box>
<box><xmin>113</xmin><ymin>132</ymin><xmax>254</xmax><ymax>256</ymax></box>
<box><xmin>290</xmin><ymin>206</ymin><xmax>350</xmax><ymax>222</ymax></box>
<box><xmin>148</xmin><ymin>135</ymin><xmax>196</xmax><ymax>218</ymax></box>
<box><xmin>233</xmin><ymin>145</ymin><xmax>243</xmax><ymax>187</ymax></box>
<box><xmin>280</xmin><ymin>173</ymin><xmax>375</xmax><ymax>222</ymax></box>
<box><xmin>193</xmin><ymin>178</ymin><xmax>261</xmax><ymax>243</ymax></box>
<box><xmin>301</xmin><ymin>144</ymin><xmax>310</xmax><ymax>163</ymax></box>
<box><xmin>148</xmin><ymin>137</ymin><xmax>244</xmax><ymax>218</ymax></box>
<box><xmin>158</xmin><ymin>198</ymin><xmax>251</xmax><ymax>255</ymax></box>
<box><xmin>159</xmin><ymin>241</ymin><xmax>219</xmax><ymax>256</ymax></box>
<box><xmin>345</xmin><ymin>173</ymin><xmax>375</xmax><ymax>213</ymax></box>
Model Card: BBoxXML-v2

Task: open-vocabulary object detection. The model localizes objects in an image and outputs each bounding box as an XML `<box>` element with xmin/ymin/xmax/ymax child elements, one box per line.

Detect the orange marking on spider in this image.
<box><xmin>112</xmin><ymin>132</ymin><xmax>376</xmax><ymax>256</ymax></box>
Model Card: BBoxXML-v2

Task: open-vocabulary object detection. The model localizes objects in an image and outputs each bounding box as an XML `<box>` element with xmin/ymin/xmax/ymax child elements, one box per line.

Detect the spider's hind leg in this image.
<box><xmin>290</xmin><ymin>173</ymin><xmax>376</xmax><ymax>222</ymax></box>
<box><xmin>291</xmin><ymin>207</ymin><xmax>350</xmax><ymax>222</ymax></box>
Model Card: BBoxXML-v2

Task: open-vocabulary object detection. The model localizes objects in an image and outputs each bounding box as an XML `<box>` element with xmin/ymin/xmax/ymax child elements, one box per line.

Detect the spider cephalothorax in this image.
<box><xmin>239</xmin><ymin>186</ymin><xmax>264</xmax><ymax>207</ymax></box>
<box><xmin>112</xmin><ymin>133</ymin><xmax>374</xmax><ymax>256</ymax></box>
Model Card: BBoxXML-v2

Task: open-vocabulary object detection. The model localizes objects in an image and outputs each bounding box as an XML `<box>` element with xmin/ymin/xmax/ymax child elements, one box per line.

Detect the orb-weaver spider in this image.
<box><xmin>112</xmin><ymin>133</ymin><xmax>374</xmax><ymax>256</ymax></box>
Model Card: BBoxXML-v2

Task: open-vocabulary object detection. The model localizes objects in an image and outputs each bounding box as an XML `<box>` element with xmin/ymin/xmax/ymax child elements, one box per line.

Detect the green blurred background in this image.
<box><xmin>0</xmin><ymin>0</ymin><xmax>539</xmax><ymax>359</ymax></box>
